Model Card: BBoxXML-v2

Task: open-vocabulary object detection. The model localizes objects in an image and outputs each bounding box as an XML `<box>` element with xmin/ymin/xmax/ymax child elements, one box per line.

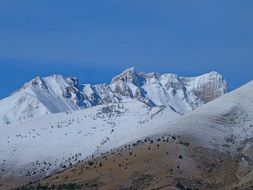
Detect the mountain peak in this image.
<box><xmin>198</xmin><ymin>71</ymin><xmax>224</xmax><ymax>79</ymax></box>
<box><xmin>21</xmin><ymin>74</ymin><xmax>67</xmax><ymax>89</ymax></box>
<box><xmin>22</xmin><ymin>76</ymin><xmax>46</xmax><ymax>90</ymax></box>
<box><xmin>111</xmin><ymin>67</ymin><xmax>138</xmax><ymax>83</ymax></box>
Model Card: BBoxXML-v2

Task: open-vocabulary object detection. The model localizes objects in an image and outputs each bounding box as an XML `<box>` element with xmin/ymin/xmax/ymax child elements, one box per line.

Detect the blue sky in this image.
<box><xmin>0</xmin><ymin>0</ymin><xmax>253</xmax><ymax>99</ymax></box>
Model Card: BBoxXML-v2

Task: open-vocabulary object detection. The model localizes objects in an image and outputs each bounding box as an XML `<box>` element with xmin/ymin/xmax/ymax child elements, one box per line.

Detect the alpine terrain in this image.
<box><xmin>22</xmin><ymin>80</ymin><xmax>253</xmax><ymax>189</ymax></box>
<box><xmin>0</xmin><ymin>68</ymin><xmax>232</xmax><ymax>190</ymax></box>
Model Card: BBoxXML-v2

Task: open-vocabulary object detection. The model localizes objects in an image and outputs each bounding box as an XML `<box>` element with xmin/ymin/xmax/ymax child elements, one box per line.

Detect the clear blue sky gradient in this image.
<box><xmin>0</xmin><ymin>0</ymin><xmax>253</xmax><ymax>99</ymax></box>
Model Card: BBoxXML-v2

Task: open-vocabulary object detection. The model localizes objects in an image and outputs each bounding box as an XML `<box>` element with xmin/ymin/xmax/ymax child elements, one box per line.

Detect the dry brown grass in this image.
<box><xmin>21</xmin><ymin>135</ymin><xmax>246</xmax><ymax>190</ymax></box>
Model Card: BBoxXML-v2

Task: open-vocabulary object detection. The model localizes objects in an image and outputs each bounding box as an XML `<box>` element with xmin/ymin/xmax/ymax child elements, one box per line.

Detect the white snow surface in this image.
<box><xmin>0</xmin><ymin>99</ymin><xmax>180</xmax><ymax>178</ymax></box>
<box><xmin>0</xmin><ymin>68</ymin><xmax>227</xmax><ymax>125</ymax></box>
<box><xmin>138</xmin><ymin>81</ymin><xmax>253</xmax><ymax>152</ymax></box>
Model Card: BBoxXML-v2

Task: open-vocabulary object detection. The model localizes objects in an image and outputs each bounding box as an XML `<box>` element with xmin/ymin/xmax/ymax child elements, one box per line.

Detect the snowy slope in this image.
<box><xmin>0</xmin><ymin>99</ymin><xmax>180</xmax><ymax>183</ymax></box>
<box><xmin>133</xmin><ymin>80</ymin><xmax>253</xmax><ymax>153</ymax></box>
<box><xmin>0</xmin><ymin>68</ymin><xmax>227</xmax><ymax>125</ymax></box>
<box><xmin>92</xmin><ymin>80</ymin><xmax>253</xmax><ymax>166</ymax></box>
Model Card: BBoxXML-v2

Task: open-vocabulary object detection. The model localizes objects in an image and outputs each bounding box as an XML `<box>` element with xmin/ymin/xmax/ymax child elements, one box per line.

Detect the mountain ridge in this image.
<box><xmin>0</xmin><ymin>68</ymin><xmax>228</xmax><ymax>125</ymax></box>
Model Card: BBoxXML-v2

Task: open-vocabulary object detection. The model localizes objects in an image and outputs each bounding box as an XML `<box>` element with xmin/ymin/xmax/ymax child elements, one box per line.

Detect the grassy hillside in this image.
<box><xmin>20</xmin><ymin>135</ymin><xmax>244</xmax><ymax>190</ymax></box>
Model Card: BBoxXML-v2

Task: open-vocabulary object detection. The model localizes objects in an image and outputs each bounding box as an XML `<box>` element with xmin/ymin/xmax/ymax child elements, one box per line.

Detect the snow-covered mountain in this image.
<box><xmin>0</xmin><ymin>67</ymin><xmax>227</xmax><ymax>125</ymax></box>
<box><xmin>0</xmin><ymin>99</ymin><xmax>180</xmax><ymax>189</ymax></box>
<box><xmin>16</xmin><ymin>80</ymin><xmax>253</xmax><ymax>190</ymax></box>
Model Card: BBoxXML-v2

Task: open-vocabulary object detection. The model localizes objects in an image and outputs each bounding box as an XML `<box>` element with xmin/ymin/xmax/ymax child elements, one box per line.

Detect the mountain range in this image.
<box><xmin>3</xmin><ymin>68</ymin><xmax>251</xmax><ymax>190</ymax></box>
<box><xmin>0</xmin><ymin>67</ymin><xmax>227</xmax><ymax>125</ymax></box>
